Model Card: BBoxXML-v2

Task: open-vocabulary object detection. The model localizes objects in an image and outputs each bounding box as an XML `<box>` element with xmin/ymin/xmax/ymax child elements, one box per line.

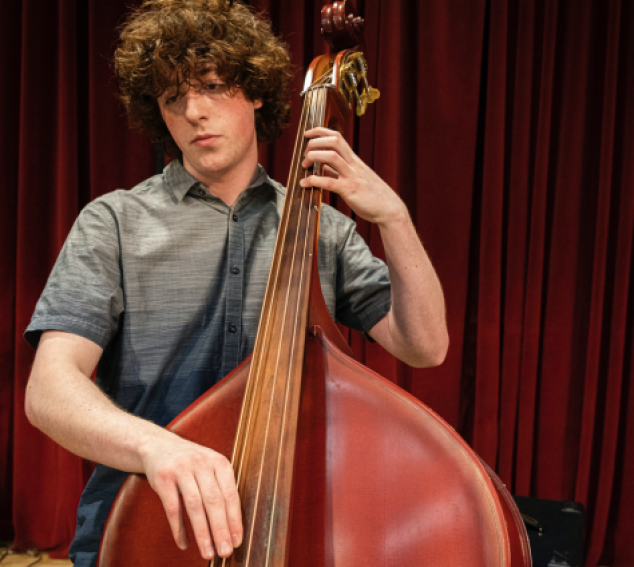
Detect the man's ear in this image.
<box><xmin>254</xmin><ymin>99</ymin><xmax>263</xmax><ymax>110</ymax></box>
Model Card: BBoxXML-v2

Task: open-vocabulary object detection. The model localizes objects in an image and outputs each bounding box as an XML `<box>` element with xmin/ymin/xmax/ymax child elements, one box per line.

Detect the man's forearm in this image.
<box><xmin>25</xmin><ymin>335</ymin><xmax>174</xmax><ymax>473</ymax></box>
<box><xmin>26</xmin><ymin>330</ymin><xmax>242</xmax><ymax>560</ymax></box>
<box><xmin>372</xmin><ymin>209</ymin><xmax>449</xmax><ymax>368</ymax></box>
<box><xmin>299</xmin><ymin>127</ymin><xmax>449</xmax><ymax>367</ymax></box>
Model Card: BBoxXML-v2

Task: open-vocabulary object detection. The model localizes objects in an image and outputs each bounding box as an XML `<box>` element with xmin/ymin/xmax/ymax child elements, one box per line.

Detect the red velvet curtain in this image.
<box><xmin>1</xmin><ymin>1</ymin><xmax>632</xmax><ymax>565</ymax></box>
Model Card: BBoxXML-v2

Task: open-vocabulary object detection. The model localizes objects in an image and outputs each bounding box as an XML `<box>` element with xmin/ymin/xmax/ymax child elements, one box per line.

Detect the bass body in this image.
<box><xmin>98</xmin><ymin>319</ymin><xmax>531</xmax><ymax>566</ymax></box>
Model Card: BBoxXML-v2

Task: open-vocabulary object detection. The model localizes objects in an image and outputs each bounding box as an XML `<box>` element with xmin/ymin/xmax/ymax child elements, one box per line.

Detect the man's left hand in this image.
<box><xmin>300</xmin><ymin>127</ymin><xmax>408</xmax><ymax>227</ymax></box>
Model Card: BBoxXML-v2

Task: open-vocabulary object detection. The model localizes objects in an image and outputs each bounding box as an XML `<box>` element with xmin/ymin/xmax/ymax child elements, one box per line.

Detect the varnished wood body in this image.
<box><xmin>97</xmin><ymin>313</ymin><xmax>531</xmax><ymax>566</ymax></box>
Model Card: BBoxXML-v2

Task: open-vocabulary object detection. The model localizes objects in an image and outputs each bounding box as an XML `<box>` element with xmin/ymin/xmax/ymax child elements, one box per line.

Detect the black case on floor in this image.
<box><xmin>513</xmin><ymin>496</ymin><xmax>585</xmax><ymax>567</ymax></box>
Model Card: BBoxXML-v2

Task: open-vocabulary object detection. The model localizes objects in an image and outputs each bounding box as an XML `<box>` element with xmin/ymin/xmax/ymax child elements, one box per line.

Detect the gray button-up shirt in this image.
<box><xmin>25</xmin><ymin>160</ymin><xmax>391</xmax><ymax>567</ymax></box>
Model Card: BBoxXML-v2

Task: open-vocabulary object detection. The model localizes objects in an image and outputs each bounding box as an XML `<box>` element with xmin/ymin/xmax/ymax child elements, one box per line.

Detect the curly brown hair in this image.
<box><xmin>114</xmin><ymin>0</ymin><xmax>292</xmax><ymax>156</ymax></box>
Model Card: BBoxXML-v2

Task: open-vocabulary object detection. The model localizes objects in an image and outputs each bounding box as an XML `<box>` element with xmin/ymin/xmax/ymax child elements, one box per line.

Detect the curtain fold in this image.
<box><xmin>8</xmin><ymin>0</ymin><xmax>155</xmax><ymax>557</ymax></box>
<box><xmin>0</xmin><ymin>0</ymin><xmax>22</xmax><ymax>545</ymax></box>
<box><xmin>1</xmin><ymin>1</ymin><xmax>632</xmax><ymax>565</ymax></box>
<box><xmin>12</xmin><ymin>0</ymin><xmax>84</xmax><ymax>555</ymax></box>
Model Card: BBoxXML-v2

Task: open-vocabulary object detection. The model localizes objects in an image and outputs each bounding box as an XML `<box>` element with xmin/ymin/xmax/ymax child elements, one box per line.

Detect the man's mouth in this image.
<box><xmin>192</xmin><ymin>134</ymin><xmax>220</xmax><ymax>146</ymax></box>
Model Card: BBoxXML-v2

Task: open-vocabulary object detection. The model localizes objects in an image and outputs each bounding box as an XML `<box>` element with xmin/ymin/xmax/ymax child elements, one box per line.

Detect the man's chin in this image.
<box><xmin>184</xmin><ymin>156</ymin><xmax>235</xmax><ymax>181</ymax></box>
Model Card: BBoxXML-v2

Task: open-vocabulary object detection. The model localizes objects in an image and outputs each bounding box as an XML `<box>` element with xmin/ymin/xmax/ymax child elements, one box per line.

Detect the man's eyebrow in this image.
<box><xmin>199</xmin><ymin>67</ymin><xmax>222</xmax><ymax>79</ymax></box>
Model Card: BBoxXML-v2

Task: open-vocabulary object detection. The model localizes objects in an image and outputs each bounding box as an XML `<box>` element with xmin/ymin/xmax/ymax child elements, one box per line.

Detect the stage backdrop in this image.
<box><xmin>1</xmin><ymin>1</ymin><xmax>633</xmax><ymax>565</ymax></box>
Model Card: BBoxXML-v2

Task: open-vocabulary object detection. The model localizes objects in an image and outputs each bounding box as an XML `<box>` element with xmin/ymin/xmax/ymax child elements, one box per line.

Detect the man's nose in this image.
<box><xmin>183</xmin><ymin>90</ymin><xmax>209</xmax><ymax>123</ymax></box>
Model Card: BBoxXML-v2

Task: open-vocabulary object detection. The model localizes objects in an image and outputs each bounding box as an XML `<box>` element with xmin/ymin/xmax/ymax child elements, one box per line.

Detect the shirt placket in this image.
<box><xmin>222</xmin><ymin>209</ymin><xmax>245</xmax><ymax>377</ymax></box>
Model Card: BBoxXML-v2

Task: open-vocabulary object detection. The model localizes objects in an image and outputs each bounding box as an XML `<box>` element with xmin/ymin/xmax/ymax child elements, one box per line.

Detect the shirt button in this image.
<box><xmin>228</xmin><ymin>323</ymin><xmax>238</xmax><ymax>334</ymax></box>
<box><xmin>230</xmin><ymin>266</ymin><xmax>240</xmax><ymax>275</ymax></box>
<box><xmin>232</xmin><ymin>214</ymin><xmax>238</xmax><ymax>222</ymax></box>
<box><xmin>198</xmin><ymin>188</ymin><xmax>205</xmax><ymax>196</ymax></box>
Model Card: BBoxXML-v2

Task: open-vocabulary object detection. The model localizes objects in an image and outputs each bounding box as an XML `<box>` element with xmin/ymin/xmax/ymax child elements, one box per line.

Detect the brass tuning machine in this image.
<box><xmin>339</xmin><ymin>52</ymin><xmax>380</xmax><ymax>116</ymax></box>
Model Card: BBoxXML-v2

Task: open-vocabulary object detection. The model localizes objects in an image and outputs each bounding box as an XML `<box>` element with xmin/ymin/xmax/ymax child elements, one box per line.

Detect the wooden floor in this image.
<box><xmin>0</xmin><ymin>549</ymin><xmax>72</xmax><ymax>566</ymax></box>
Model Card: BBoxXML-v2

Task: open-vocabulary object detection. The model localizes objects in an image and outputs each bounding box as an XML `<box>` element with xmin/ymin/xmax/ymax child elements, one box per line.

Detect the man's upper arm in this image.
<box><xmin>26</xmin><ymin>331</ymin><xmax>103</xmax><ymax>427</ymax></box>
<box><xmin>366</xmin><ymin>311</ymin><xmax>392</xmax><ymax>349</ymax></box>
<box><xmin>322</xmin><ymin>206</ymin><xmax>391</xmax><ymax>335</ymax></box>
<box><xmin>33</xmin><ymin>330</ymin><xmax>104</xmax><ymax>378</ymax></box>
<box><xmin>25</xmin><ymin>199</ymin><xmax>124</xmax><ymax>351</ymax></box>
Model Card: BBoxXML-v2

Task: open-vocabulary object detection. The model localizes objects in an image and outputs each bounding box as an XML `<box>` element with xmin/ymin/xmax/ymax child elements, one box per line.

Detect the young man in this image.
<box><xmin>24</xmin><ymin>0</ymin><xmax>448</xmax><ymax>565</ymax></box>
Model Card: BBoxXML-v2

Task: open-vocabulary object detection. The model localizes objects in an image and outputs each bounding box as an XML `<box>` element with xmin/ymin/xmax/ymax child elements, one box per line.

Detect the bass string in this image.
<box><xmin>235</xmin><ymin>68</ymin><xmax>325</xmax><ymax>455</ymax></box>
<box><xmin>219</xmin><ymin>89</ymin><xmax>314</xmax><ymax>567</ymax></box>
<box><xmin>230</xmin><ymin>88</ymin><xmax>310</xmax><ymax>472</ymax></box>
<box><xmin>230</xmin><ymin>85</ymin><xmax>313</xmax><ymax>488</ymax></box>
<box><xmin>261</xmin><ymin>92</ymin><xmax>319</xmax><ymax>566</ymax></box>
<box><xmin>262</xmin><ymin>84</ymin><xmax>328</xmax><ymax>567</ymax></box>
<box><xmin>241</xmin><ymin>85</ymin><xmax>321</xmax><ymax>567</ymax></box>
<box><xmin>259</xmin><ymin>85</ymin><xmax>327</xmax><ymax>566</ymax></box>
<box><xmin>225</xmin><ymin>74</ymin><xmax>329</xmax><ymax>566</ymax></box>
<box><xmin>239</xmin><ymin>75</ymin><xmax>328</xmax><ymax>485</ymax></box>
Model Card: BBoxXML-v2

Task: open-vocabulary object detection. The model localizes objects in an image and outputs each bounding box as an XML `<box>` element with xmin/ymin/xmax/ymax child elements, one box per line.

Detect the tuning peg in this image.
<box><xmin>363</xmin><ymin>85</ymin><xmax>380</xmax><ymax>103</ymax></box>
<box><xmin>356</xmin><ymin>77</ymin><xmax>379</xmax><ymax>116</ymax></box>
<box><xmin>352</xmin><ymin>16</ymin><xmax>365</xmax><ymax>35</ymax></box>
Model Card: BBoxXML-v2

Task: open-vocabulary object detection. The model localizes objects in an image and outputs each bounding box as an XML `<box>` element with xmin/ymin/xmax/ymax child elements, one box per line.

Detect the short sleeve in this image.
<box><xmin>24</xmin><ymin>200</ymin><xmax>124</xmax><ymax>349</ymax></box>
<box><xmin>335</xmin><ymin>220</ymin><xmax>392</xmax><ymax>334</ymax></box>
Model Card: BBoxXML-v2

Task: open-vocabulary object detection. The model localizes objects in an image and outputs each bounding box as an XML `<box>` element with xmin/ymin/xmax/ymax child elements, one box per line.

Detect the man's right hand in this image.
<box><xmin>140</xmin><ymin>435</ymin><xmax>243</xmax><ymax>560</ymax></box>
<box><xmin>26</xmin><ymin>330</ymin><xmax>243</xmax><ymax>562</ymax></box>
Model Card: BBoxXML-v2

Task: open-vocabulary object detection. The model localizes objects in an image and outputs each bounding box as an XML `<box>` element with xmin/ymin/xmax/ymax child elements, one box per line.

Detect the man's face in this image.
<box><xmin>158</xmin><ymin>69</ymin><xmax>262</xmax><ymax>185</ymax></box>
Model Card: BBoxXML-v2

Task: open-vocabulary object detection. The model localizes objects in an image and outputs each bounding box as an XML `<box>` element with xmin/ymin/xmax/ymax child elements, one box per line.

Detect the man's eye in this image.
<box><xmin>163</xmin><ymin>94</ymin><xmax>178</xmax><ymax>105</ymax></box>
<box><xmin>205</xmin><ymin>83</ymin><xmax>226</xmax><ymax>93</ymax></box>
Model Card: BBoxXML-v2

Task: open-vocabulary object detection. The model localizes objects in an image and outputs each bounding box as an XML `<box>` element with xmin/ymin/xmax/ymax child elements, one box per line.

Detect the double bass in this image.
<box><xmin>98</xmin><ymin>2</ymin><xmax>532</xmax><ymax>565</ymax></box>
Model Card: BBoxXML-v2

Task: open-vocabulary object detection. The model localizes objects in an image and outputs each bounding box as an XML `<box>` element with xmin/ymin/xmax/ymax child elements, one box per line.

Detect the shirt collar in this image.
<box><xmin>163</xmin><ymin>159</ymin><xmax>273</xmax><ymax>204</ymax></box>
